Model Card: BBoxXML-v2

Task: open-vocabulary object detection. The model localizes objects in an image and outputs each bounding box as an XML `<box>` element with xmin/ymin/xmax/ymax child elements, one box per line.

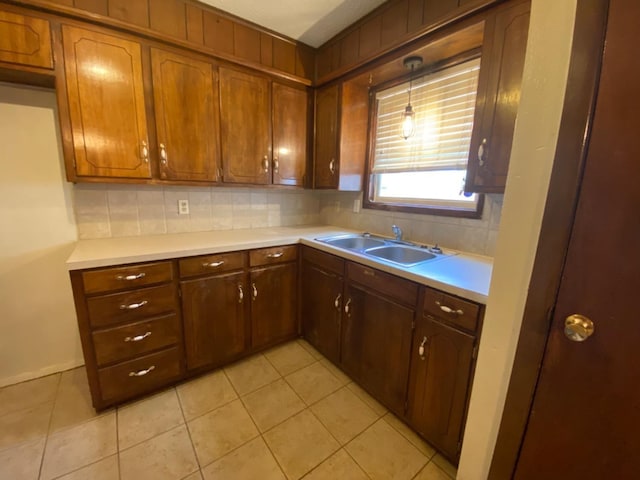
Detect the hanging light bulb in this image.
<box><xmin>401</xmin><ymin>56</ymin><xmax>423</xmax><ymax>140</ymax></box>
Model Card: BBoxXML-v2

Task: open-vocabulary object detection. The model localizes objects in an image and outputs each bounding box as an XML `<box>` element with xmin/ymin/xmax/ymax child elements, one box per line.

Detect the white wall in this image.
<box><xmin>457</xmin><ymin>1</ymin><xmax>577</xmax><ymax>477</ymax></box>
<box><xmin>0</xmin><ymin>84</ymin><xmax>83</xmax><ymax>387</ymax></box>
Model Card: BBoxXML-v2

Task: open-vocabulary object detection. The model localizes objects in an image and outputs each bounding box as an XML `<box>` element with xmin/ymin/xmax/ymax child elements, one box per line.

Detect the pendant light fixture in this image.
<box><xmin>401</xmin><ymin>56</ymin><xmax>423</xmax><ymax>140</ymax></box>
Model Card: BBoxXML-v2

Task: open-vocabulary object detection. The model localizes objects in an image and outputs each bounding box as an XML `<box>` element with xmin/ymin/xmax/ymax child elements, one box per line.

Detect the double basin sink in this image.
<box><xmin>316</xmin><ymin>233</ymin><xmax>451</xmax><ymax>267</ymax></box>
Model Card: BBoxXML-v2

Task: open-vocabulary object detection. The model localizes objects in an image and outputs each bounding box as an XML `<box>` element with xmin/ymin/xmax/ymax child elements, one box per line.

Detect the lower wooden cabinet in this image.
<box><xmin>180</xmin><ymin>271</ymin><xmax>247</xmax><ymax>370</ymax></box>
<box><xmin>301</xmin><ymin>248</ymin><xmax>344</xmax><ymax>363</ymax></box>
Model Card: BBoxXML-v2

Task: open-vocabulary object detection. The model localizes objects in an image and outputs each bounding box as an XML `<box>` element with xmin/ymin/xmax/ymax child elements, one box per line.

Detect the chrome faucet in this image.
<box><xmin>391</xmin><ymin>224</ymin><xmax>403</xmax><ymax>241</ymax></box>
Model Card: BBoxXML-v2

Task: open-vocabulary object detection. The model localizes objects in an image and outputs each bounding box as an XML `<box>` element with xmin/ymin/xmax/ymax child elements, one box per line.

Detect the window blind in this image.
<box><xmin>371</xmin><ymin>58</ymin><xmax>481</xmax><ymax>174</ymax></box>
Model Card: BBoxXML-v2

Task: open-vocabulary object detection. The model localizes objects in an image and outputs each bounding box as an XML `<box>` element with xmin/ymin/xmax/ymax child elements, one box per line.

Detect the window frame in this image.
<box><xmin>363</xmin><ymin>50</ymin><xmax>484</xmax><ymax>219</ymax></box>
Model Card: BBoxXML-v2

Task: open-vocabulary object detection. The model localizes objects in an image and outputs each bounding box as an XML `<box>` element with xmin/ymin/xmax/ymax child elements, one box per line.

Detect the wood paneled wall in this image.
<box><xmin>316</xmin><ymin>0</ymin><xmax>500</xmax><ymax>84</ymax></box>
<box><xmin>18</xmin><ymin>0</ymin><xmax>315</xmax><ymax>81</ymax></box>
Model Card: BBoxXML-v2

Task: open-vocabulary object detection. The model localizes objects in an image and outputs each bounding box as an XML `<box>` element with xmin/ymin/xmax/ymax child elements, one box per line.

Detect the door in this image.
<box><xmin>62</xmin><ymin>25</ymin><xmax>150</xmax><ymax>179</ymax></box>
<box><xmin>515</xmin><ymin>1</ymin><xmax>640</xmax><ymax>477</ymax></box>
<box><xmin>341</xmin><ymin>282</ymin><xmax>414</xmax><ymax>415</ymax></box>
<box><xmin>301</xmin><ymin>259</ymin><xmax>343</xmax><ymax>363</ymax></box>
<box><xmin>314</xmin><ymin>84</ymin><xmax>340</xmax><ymax>188</ymax></box>
<box><xmin>272</xmin><ymin>82</ymin><xmax>308</xmax><ymax>186</ymax></box>
<box><xmin>219</xmin><ymin>67</ymin><xmax>271</xmax><ymax>184</ymax></box>
<box><xmin>250</xmin><ymin>263</ymin><xmax>297</xmax><ymax>348</ymax></box>
<box><xmin>150</xmin><ymin>48</ymin><xmax>220</xmax><ymax>182</ymax></box>
<box><xmin>407</xmin><ymin>315</ymin><xmax>474</xmax><ymax>461</ymax></box>
<box><xmin>180</xmin><ymin>271</ymin><xmax>246</xmax><ymax>370</ymax></box>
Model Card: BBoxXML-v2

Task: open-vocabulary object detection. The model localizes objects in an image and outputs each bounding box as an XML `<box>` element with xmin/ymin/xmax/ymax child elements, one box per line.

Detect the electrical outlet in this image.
<box><xmin>178</xmin><ymin>199</ymin><xmax>189</xmax><ymax>215</ymax></box>
<box><xmin>353</xmin><ymin>199</ymin><xmax>361</xmax><ymax>213</ymax></box>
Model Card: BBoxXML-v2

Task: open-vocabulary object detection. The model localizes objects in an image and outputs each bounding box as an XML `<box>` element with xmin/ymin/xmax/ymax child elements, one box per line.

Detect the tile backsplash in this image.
<box><xmin>318</xmin><ymin>192</ymin><xmax>502</xmax><ymax>257</ymax></box>
<box><xmin>73</xmin><ymin>184</ymin><xmax>321</xmax><ymax>240</ymax></box>
<box><xmin>73</xmin><ymin>184</ymin><xmax>501</xmax><ymax>257</ymax></box>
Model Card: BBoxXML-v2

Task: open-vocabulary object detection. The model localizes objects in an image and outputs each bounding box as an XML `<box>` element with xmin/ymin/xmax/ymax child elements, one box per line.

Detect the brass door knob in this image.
<box><xmin>564</xmin><ymin>314</ymin><xmax>595</xmax><ymax>342</ymax></box>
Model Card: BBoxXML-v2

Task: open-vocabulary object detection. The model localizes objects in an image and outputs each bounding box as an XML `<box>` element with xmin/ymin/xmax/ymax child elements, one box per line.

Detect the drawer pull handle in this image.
<box><xmin>363</xmin><ymin>269</ymin><xmax>375</xmax><ymax>277</ymax></box>
<box><xmin>140</xmin><ymin>140</ymin><xmax>149</xmax><ymax>163</ymax></box>
<box><xmin>266</xmin><ymin>252</ymin><xmax>284</xmax><ymax>259</ymax></box>
<box><xmin>419</xmin><ymin>336</ymin><xmax>429</xmax><ymax>360</ymax></box>
<box><xmin>238</xmin><ymin>284</ymin><xmax>244</xmax><ymax>303</ymax></box>
<box><xmin>202</xmin><ymin>260</ymin><xmax>225</xmax><ymax>268</ymax></box>
<box><xmin>159</xmin><ymin>143</ymin><xmax>168</xmax><ymax>166</ymax></box>
<box><xmin>124</xmin><ymin>331</ymin><xmax>152</xmax><ymax>343</ymax></box>
<box><xmin>128</xmin><ymin>365</ymin><xmax>155</xmax><ymax>377</ymax></box>
<box><xmin>334</xmin><ymin>293</ymin><xmax>342</xmax><ymax>310</ymax></box>
<box><xmin>436</xmin><ymin>301</ymin><xmax>464</xmax><ymax>316</ymax></box>
<box><xmin>252</xmin><ymin>283</ymin><xmax>258</xmax><ymax>301</ymax></box>
<box><xmin>116</xmin><ymin>273</ymin><xmax>146</xmax><ymax>281</ymax></box>
<box><xmin>344</xmin><ymin>298</ymin><xmax>352</xmax><ymax>316</ymax></box>
<box><xmin>329</xmin><ymin>158</ymin><xmax>336</xmax><ymax>175</ymax></box>
<box><xmin>478</xmin><ymin>138</ymin><xmax>487</xmax><ymax>166</ymax></box>
<box><xmin>119</xmin><ymin>300</ymin><xmax>148</xmax><ymax>310</ymax></box>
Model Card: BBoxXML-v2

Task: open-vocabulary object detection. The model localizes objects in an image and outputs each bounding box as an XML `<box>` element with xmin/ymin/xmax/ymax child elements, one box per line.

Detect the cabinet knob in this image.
<box><xmin>564</xmin><ymin>314</ymin><xmax>595</xmax><ymax>342</ymax></box>
<box><xmin>273</xmin><ymin>157</ymin><xmax>279</xmax><ymax>174</ymax></box>
<box><xmin>159</xmin><ymin>143</ymin><xmax>168</xmax><ymax>166</ymax></box>
<box><xmin>418</xmin><ymin>336</ymin><xmax>429</xmax><ymax>360</ymax></box>
<box><xmin>334</xmin><ymin>293</ymin><xmax>342</xmax><ymax>310</ymax></box>
<box><xmin>263</xmin><ymin>155</ymin><xmax>269</xmax><ymax>173</ymax></box>
<box><xmin>344</xmin><ymin>298</ymin><xmax>352</xmax><ymax>316</ymax></box>
<box><xmin>252</xmin><ymin>282</ymin><xmax>258</xmax><ymax>301</ymax></box>
<box><xmin>478</xmin><ymin>138</ymin><xmax>487</xmax><ymax>166</ymax></box>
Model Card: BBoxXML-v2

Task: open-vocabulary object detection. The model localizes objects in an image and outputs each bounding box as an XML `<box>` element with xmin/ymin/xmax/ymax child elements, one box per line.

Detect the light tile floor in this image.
<box><xmin>0</xmin><ymin>339</ymin><xmax>458</xmax><ymax>480</ymax></box>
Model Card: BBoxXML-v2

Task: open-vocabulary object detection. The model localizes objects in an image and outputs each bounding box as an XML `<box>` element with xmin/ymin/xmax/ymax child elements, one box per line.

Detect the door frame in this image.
<box><xmin>488</xmin><ymin>1</ymin><xmax>609</xmax><ymax>478</ymax></box>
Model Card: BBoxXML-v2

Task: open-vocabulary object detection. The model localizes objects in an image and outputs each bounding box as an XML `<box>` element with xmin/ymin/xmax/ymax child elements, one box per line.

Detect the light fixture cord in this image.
<box><xmin>408</xmin><ymin>65</ymin><xmax>414</xmax><ymax>106</ymax></box>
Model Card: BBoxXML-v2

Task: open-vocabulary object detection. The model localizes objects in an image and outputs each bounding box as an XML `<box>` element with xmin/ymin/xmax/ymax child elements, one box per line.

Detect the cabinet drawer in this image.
<box><xmin>422</xmin><ymin>287</ymin><xmax>480</xmax><ymax>332</ymax></box>
<box><xmin>83</xmin><ymin>262</ymin><xmax>174</xmax><ymax>294</ymax></box>
<box><xmin>179</xmin><ymin>251</ymin><xmax>245</xmax><ymax>278</ymax></box>
<box><xmin>87</xmin><ymin>284</ymin><xmax>176</xmax><ymax>328</ymax></box>
<box><xmin>98</xmin><ymin>346</ymin><xmax>182</xmax><ymax>402</ymax></box>
<box><xmin>250</xmin><ymin>245</ymin><xmax>297</xmax><ymax>267</ymax></box>
<box><xmin>0</xmin><ymin>10</ymin><xmax>53</xmax><ymax>69</ymax></box>
<box><xmin>302</xmin><ymin>246</ymin><xmax>344</xmax><ymax>275</ymax></box>
<box><xmin>348</xmin><ymin>262</ymin><xmax>418</xmax><ymax>306</ymax></box>
<box><xmin>92</xmin><ymin>314</ymin><xmax>181</xmax><ymax>366</ymax></box>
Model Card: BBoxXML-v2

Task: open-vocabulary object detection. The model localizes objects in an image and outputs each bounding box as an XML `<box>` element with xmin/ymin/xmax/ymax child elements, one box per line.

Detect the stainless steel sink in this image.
<box><xmin>323</xmin><ymin>236</ymin><xmax>386</xmax><ymax>251</ymax></box>
<box><xmin>365</xmin><ymin>245</ymin><xmax>436</xmax><ymax>266</ymax></box>
<box><xmin>317</xmin><ymin>233</ymin><xmax>448</xmax><ymax>267</ymax></box>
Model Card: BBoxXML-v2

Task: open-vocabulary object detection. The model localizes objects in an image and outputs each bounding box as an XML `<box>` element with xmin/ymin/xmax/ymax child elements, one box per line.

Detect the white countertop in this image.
<box><xmin>67</xmin><ymin>225</ymin><xmax>493</xmax><ymax>304</ymax></box>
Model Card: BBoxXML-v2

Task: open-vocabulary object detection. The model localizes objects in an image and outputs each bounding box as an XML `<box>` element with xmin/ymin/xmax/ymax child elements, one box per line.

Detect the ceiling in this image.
<box><xmin>197</xmin><ymin>0</ymin><xmax>388</xmax><ymax>48</ymax></box>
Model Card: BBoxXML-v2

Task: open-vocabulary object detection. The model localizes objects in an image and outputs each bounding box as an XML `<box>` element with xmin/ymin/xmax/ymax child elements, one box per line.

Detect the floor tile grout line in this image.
<box><xmin>380</xmin><ymin>412</ymin><xmax>437</xmax><ymax>459</ymax></box>
<box><xmin>341</xmin><ymin>446</ymin><xmax>375</xmax><ymax>480</ymax></box>
<box><xmin>47</xmin><ymin>454</ymin><xmax>118</xmax><ymax>480</ymax></box>
<box><xmin>37</xmin><ymin>372</ymin><xmax>63</xmax><ymax>480</ymax></box>
<box><xmin>175</xmin><ymin>385</ymin><xmax>206</xmax><ymax>474</ymax></box>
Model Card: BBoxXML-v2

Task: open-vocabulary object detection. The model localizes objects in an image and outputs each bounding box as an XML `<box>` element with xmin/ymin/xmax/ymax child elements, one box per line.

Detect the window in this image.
<box><xmin>366</xmin><ymin>57</ymin><xmax>483</xmax><ymax>217</ymax></box>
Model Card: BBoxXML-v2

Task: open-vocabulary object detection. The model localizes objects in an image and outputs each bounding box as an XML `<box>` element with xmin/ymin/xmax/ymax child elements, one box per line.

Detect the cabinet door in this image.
<box><xmin>0</xmin><ymin>10</ymin><xmax>52</xmax><ymax>69</ymax></box>
<box><xmin>151</xmin><ymin>48</ymin><xmax>220</xmax><ymax>182</ymax></box>
<box><xmin>341</xmin><ymin>282</ymin><xmax>414</xmax><ymax>415</ymax></box>
<box><xmin>301</xmin><ymin>260</ymin><xmax>342</xmax><ymax>363</ymax></box>
<box><xmin>314</xmin><ymin>84</ymin><xmax>340</xmax><ymax>188</ymax></box>
<box><xmin>407</xmin><ymin>315</ymin><xmax>475</xmax><ymax>460</ymax></box>
<box><xmin>62</xmin><ymin>26</ymin><xmax>151</xmax><ymax>179</ymax></box>
<box><xmin>272</xmin><ymin>83</ymin><xmax>308</xmax><ymax>186</ymax></box>
<box><xmin>219</xmin><ymin>67</ymin><xmax>271</xmax><ymax>184</ymax></box>
<box><xmin>465</xmin><ymin>0</ymin><xmax>530</xmax><ymax>193</ymax></box>
<box><xmin>180</xmin><ymin>271</ymin><xmax>246</xmax><ymax>370</ymax></box>
<box><xmin>250</xmin><ymin>263</ymin><xmax>297</xmax><ymax>348</ymax></box>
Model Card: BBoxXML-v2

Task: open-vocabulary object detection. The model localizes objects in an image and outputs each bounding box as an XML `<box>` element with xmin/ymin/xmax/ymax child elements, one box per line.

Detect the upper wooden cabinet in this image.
<box><xmin>465</xmin><ymin>0</ymin><xmax>530</xmax><ymax>193</ymax></box>
<box><xmin>313</xmin><ymin>81</ymin><xmax>369</xmax><ymax>190</ymax></box>
<box><xmin>220</xmin><ymin>67</ymin><xmax>309</xmax><ymax>186</ymax></box>
<box><xmin>0</xmin><ymin>10</ymin><xmax>53</xmax><ymax>70</ymax></box>
<box><xmin>62</xmin><ymin>25</ymin><xmax>151</xmax><ymax>179</ymax></box>
<box><xmin>150</xmin><ymin>48</ymin><xmax>221</xmax><ymax>182</ymax></box>
<box><xmin>219</xmin><ymin>67</ymin><xmax>271</xmax><ymax>185</ymax></box>
<box><xmin>272</xmin><ymin>83</ymin><xmax>308</xmax><ymax>186</ymax></box>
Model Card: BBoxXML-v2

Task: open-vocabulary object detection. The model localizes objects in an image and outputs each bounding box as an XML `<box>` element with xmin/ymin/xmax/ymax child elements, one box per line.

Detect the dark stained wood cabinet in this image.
<box><xmin>341</xmin><ymin>264</ymin><xmax>417</xmax><ymax>415</ymax></box>
<box><xmin>62</xmin><ymin>25</ymin><xmax>151</xmax><ymax>179</ymax></box>
<box><xmin>465</xmin><ymin>0</ymin><xmax>531</xmax><ymax>193</ymax></box>
<box><xmin>301</xmin><ymin>247</ymin><xmax>344</xmax><ymax>363</ymax></box>
<box><xmin>219</xmin><ymin>67</ymin><xmax>271</xmax><ymax>185</ymax></box>
<box><xmin>180</xmin><ymin>270</ymin><xmax>247</xmax><ymax>370</ymax></box>
<box><xmin>150</xmin><ymin>48</ymin><xmax>221</xmax><ymax>182</ymax></box>
<box><xmin>0</xmin><ymin>9</ymin><xmax>52</xmax><ymax>69</ymax></box>
<box><xmin>249</xmin><ymin>246</ymin><xmax>298</xmax><ymax>348</ymax></box>
<box><xmin>272</xmin><ymin>82</ymin><xmax>308</xmax><ymax>186</ymax></box>
<box><xmin>407</xmin><ymin>286</ymin><xmax>482</xmax><ymax>461</ymax></box>
<box><xmin>314</xmin><ymin>80</ymin><xmax>369</xmax><ymax>190</ymax></box>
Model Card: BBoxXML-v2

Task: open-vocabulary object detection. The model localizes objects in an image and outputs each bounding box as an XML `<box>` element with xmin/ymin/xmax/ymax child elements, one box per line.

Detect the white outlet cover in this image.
<box><xmin>178</xmin><ymin>199</ymin><xmax>189</xmax><ymax>215</ymax></box>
